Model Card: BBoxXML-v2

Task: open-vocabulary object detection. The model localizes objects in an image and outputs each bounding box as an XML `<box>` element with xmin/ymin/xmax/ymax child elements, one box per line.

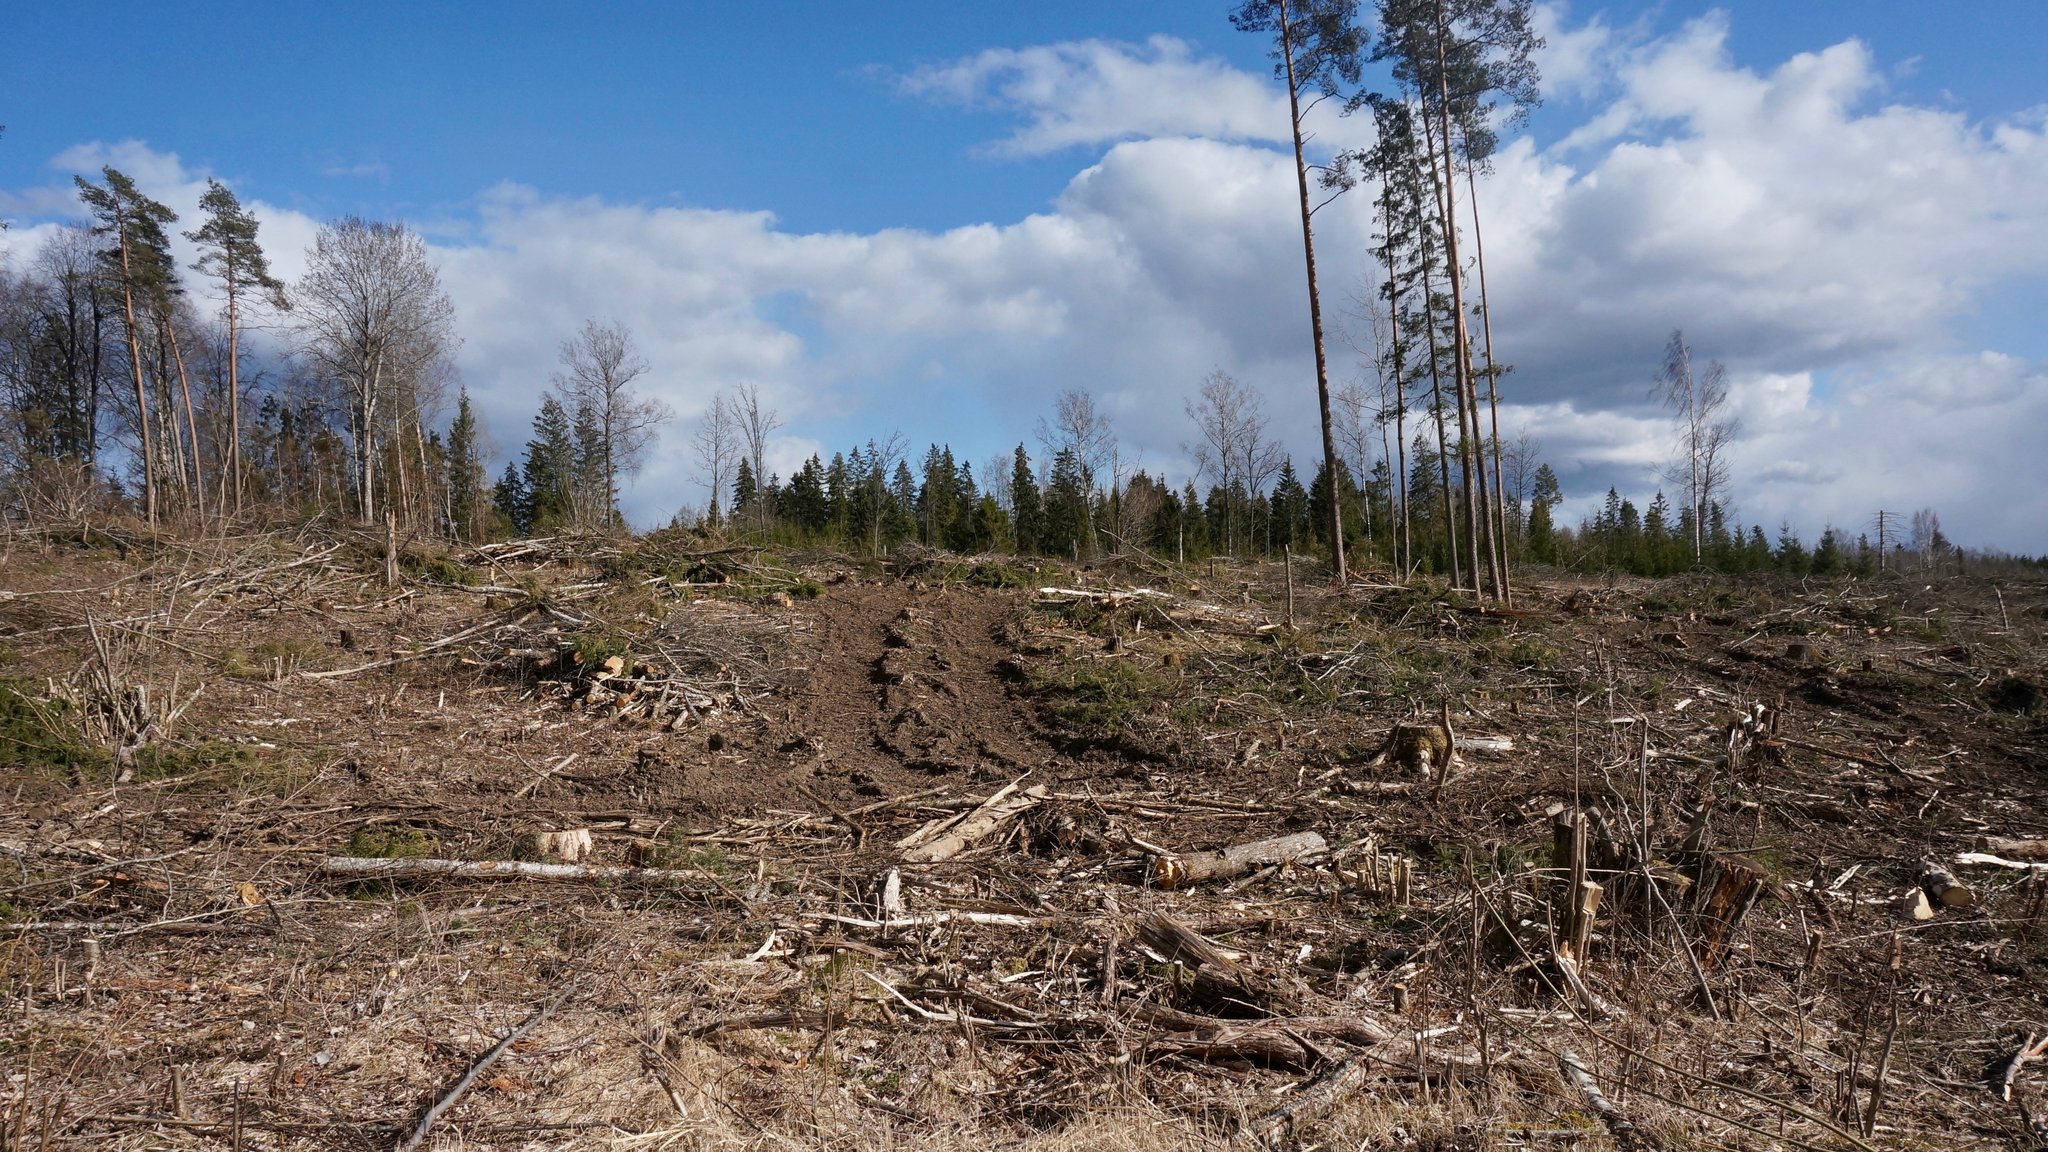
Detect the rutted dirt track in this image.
<box><xmin>795</xmin><ymin>581</ymin><xmax>1058</xmax><ymax>795</ymax></box>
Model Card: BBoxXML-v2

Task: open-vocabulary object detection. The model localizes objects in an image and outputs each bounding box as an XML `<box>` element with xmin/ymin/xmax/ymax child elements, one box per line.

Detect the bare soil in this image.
<box><xmin>3</xmin><ymin>527</ymin><xmax>2046</xmax><ymax>1151</ymax></box>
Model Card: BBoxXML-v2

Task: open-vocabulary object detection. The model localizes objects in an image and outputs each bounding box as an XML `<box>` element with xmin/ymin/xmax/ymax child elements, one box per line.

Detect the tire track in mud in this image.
<box><xmin>787</xmin><ymin>580</ymin><xmax>1062</xmax><ymax>805</ymax></box>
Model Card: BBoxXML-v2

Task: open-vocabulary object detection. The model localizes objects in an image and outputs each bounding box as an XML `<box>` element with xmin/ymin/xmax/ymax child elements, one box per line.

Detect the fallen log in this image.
<box><xmin>315</xmin><ymin>856</ymin><xmax>715</xmax><ymax>884</ymax></box>
<box><xmin>902</xmin><ymin>783</ymin><xmax>1047</xmax><ymax>863</ymax></box>
<box><xmin>1245</xmin><ymin>1054</ymin><xmax>1374</xmax><ymax>1145</ymax></box>
<box><xmin>1918</xmin><ymin>861</ymin><xmax>1977</xmax><ymax>908</ymax></box>
<box><xmin>1457</xmin><ymin>735</ymin><xmax>1515</xmax><ymax>755</ymax></box>
<box><xmin>1986</xmin><ymin>838</ymin><xmax>2048</xmax><ymax>860</ymax></box>
<box><xmin>803</xmin><ymin>910</ymin><xmax>1042</xmax><ymax>930</ymax></box>
<box><xmin>1131</xmin><ymin>1002</ymin><xmax>1393</xmax><ymax>1048</ymax></box>
<box><xmin>1148</xmin><ymin>831</ymin><xmax>1327</xmax><ymax>890</ymax></box>
<box><xmin>1136</xmin><ymin>911</ymin><xmax>1300</xmax><ymax>1017</ymax></box>
<box><xmin>1957</xmin><ymin>851</ymin><xmax>2048</xmax><ymax>872</ymax></box>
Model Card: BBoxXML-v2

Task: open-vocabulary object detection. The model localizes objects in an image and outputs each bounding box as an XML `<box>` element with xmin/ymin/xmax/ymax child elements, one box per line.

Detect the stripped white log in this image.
<box><xmin>1957</xmin><ymin>851</ymin><xmax>2048</xmax><ymax>872</ymax></box>
<box><xmin>1147</xmin><ymin>831</ymin><xmax>1327</xmax><ymax>890</ymax></box>
<box><xmin>805</xmin><ymin>910</ymin><xmax>1041</xmax><ymax>930</ymax></box>
<box><xmin>316</xmin><ymin>856</ymin><xmax>712</xmax><ymax>883</ymax></box>
<box><xmin>1456</xmin><ymin>735</ymin><xmax>1515</xmax><ymax>755</ymax></box>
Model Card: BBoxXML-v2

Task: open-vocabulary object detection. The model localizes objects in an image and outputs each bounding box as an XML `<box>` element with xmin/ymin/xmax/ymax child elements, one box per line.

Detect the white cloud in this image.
<box><xmin>900</xmin><ymin>36</ymin><xmax>1292</xmax><ymax>156</ymax></box>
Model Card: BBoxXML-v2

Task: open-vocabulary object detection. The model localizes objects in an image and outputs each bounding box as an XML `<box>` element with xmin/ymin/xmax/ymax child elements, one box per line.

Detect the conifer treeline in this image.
<box><xmin>3</xmin><ymin>166</ymin><xmax>2037</xmax><ymax>576</ymax></box>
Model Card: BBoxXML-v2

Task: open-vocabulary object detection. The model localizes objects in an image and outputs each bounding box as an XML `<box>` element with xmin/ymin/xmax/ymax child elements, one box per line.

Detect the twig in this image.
<box><xmin>398</xmin><ymin>984</ymin><xmax>574</xmax><ymax>1151</ymax></box>
<box><xmin>1998</xmin><ymin>1032</ymin><xmax>2048</xmax><ymax>1102</ymax></box>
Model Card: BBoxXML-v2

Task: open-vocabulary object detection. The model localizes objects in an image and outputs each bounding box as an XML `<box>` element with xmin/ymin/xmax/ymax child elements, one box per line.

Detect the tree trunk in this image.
<box><xmin>165</xmin><ymin>317</ymin><xmax>206</xmax><ymax>527</ymax></box>
<box><xmin>1429</xmin><ymin>0</ymin><xmax>1487</xmax><ymax>599</ymax></box>
<box><xmin>1382</xmin><ymin>179</ymin><xmax>1411</xmax><ymax>579</ymax></box>
<box><xmin>114</xmin><ymin>234</ymin><xmax>158</xmax><ymax>526</ymax></box>
<box><xmin>225</xmin><ymin>269</ymin><xmax>242</xmax><ymax>516</ymax></box>
<box><xmin>1415</xmin><ymin>217</ymin><xmax>1459</xmax><ymax>587</ymax></box>
<box><xmin>1147</xmin><ymin>831</ymin><xmax>1327</xmax><ymax>890</ymax></box>
<box><xmin>1278</xmin><ymin>0</ymin><xmax>1347</xmax><ymax>586</ymax></box>
<box><xmin>1465</xmin><ymin>160</ymin><xmax>1511</xmax><ymax>603</ymax></box>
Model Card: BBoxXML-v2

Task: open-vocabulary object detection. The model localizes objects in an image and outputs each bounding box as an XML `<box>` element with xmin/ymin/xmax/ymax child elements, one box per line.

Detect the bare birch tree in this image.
<box><xmin>1185</xmin><ymin>370</ymin><xmax>1281</xmax><ymax>557</ymax></box>
<box><xmin>1035</xmin><ymin>387</ymin><xmax>1117</xmax><ymax>554</ymax></box>
<box><xmin>1655</xmin><ymin>329</ymin><xmax>1739</xmax><ymax>563</ymax></box>
<box><xmin>727</xmin><ymin>382</ymin><xmax>782</xmax><ymax>530</ymax></box>
<box><xmin>551</xmin><ymin>319</ymin><xmax>670</xmax><ymax>530</ymax></box>
<box><xmin>691</xmin><ymin>394</ymin><xmax>738</xmax><ymax>523</ymax></box>
<box><xmin>294</xmin><ymin>217</ymin><xmax>456</xmax><ymax>525</ymax></box>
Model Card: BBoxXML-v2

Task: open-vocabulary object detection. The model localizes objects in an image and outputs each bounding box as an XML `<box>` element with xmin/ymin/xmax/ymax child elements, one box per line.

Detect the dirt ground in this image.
<box><xmin>3</xmin><ymin>526</ymin><xmax>2046</xmax><ymax>1151</ymax></box>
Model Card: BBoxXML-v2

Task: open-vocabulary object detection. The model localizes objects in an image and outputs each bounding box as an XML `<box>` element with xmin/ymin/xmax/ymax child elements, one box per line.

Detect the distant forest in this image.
<box><xmin>0</xmin><ymin>168</ymin><xmax>2037</xmax><ymax>582</ymax></box>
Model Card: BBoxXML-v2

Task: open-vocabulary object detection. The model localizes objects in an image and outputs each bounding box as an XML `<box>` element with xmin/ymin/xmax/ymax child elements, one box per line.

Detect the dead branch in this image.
<box><xmin>901</xmin><ymin>782</ymin><xmax>1048</xmax><ymax>863</ymax></box>
<box><xmin>1998</xmin><ymin>1033</ymin><xmax>2048</xmax><ymax>1102</ymax></box>
<box><xmin>1559</xmin><ymin>1048</ymin><xmax>1661</xmax><ymax>1150</ymax></box>
<box><xmin>314</xmin><ymin>856</ymin><xmax>719</xmax><ymax>884</ymax></box>
<box><xmin>399</xmin><ymin>983</ymin><xmax>574</xmax><ymax>1151</ymax></box>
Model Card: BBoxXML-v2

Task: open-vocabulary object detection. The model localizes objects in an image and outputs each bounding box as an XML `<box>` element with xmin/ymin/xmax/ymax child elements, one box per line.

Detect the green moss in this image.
<box><xmin>636</xmin><ymin>835</ymin><xmax>739</xmax><ymax>874</ymax></box>
<box><xmin>345</xmin><ymin>825</ymin><xmax>435</xmax><ymax>859</ymax></box>
<box><xmin>131</xmin><ymin>739</ymin><xmax>259</xmax><ymax>783</ymax></box>
<box><xmin>1032</xmin><ymin>660</ymin><xmax>1162</xmax><ymax>728</ymax></box>
<box><xmin>0</xmin><ymin>679</ymin><xmax>106</xmax><ymax>778</ymax></box>
<box><xmin>401</xmin><ymin>551</ymin><xmax>476</xmax><ymax>585</ymax></box>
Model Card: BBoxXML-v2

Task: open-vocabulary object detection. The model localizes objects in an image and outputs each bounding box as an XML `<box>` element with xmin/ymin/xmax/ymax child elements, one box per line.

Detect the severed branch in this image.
<box><xmin>315</xmin><ymin>856</ymin><xmax>718</xmax><ymax>884</ymax></box>
<box><xmin>399</xmin><ymin>982</ymin><xmax>574</xmax><ymax>1151</ymax></box>
<box><xmin>901</xmin><ymin>783</ymin><xmax>1047</xmax><ymax>863</ymax></box>
<box><xmin>1245</xmin><ymin>1055</ymin><xmax>1374</xmax><ymax>1146</ymax></box>
<box><xmin>1998</xmin><ymin>1032</ymin><xmax>2048</xmax><ymax>1102</ymax></box>
<box><xmin>1560</xmin><ymin>1048</ymin><xmax>1661</xmax><ymax>1150</ymax></box>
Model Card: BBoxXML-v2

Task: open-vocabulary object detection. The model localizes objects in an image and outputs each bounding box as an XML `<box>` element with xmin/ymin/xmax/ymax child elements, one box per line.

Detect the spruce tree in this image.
<box><xmin>491</xmin><ymin>461</ymin><xmax>527</xmax><ymax>535</ymax></box>
<box><xmin>1009</xmin><ymin>446</ymin><xmax>1042</xmax><ymax>555</ymax></box>
<box><xmin>445</xmin><ymin>391</ymin><xmax>488</xmax><ymax>541</ymax></box>
<box><xmin>521</xmin><ymin>396</ymin><xmax>575</xmax><ymax>532</ymax></box>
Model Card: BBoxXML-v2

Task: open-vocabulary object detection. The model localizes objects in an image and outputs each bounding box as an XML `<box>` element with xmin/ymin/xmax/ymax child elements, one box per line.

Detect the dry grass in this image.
<box><xmin>3</xmin><ymin>525</ymin><xmax>2046</xmax><ymax>1150</ymax></box>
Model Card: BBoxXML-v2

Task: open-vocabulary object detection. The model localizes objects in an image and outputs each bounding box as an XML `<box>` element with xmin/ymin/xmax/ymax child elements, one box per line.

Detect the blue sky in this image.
<box><xmin>7</xmin><ymin>2</ymin><xmax>2043</xmax><ymax>233</ymax></box>
<box><xmin>4</xmin><ymin>3</ymin><xmax>2046</xmax><ymax>547</ymax></box>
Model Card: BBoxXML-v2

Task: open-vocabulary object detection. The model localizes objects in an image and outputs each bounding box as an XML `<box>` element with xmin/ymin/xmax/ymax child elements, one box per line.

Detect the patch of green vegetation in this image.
<box><xmin>345</xmin><ymin>824</ymin><xmax>435</xmax><ymax>859</ymax></box>
<box><xmin>1503</xmin><ymin>636</ymin><xmax>1563</xmax><ymax>669</ymax></box>
<box><xmin>568</xmin><ymin>630</ymin><xmax>633</xmax><ymax>671</ymax></box>
<box><xmin>1364</xmin><ymin>578</ymin><xmax>1454</xmax><ymax>622</ymax></box>
<box><xmin>1032</xmin><ymin>659</ymin><xmax>1162</xmax><ymax>728</ymax></box>
<box><xmin>1903</xmin><ymin>615</ymin><xmax>1946</xmax><ymax>641</ymax></box>
<box><xmin>641</xmin><ymin>836</ymin><xmax>739</xmax><ymax>874</ymax></box>
<box><xmin>1744</xmin><ymin>845</ymin><xmax>1791</xmax><ymax>883</ymax></box>
<box><xmin>787</xmin><ymin>577</ymin><xmax>823</xmax><ymax>600</ymax></box>
<box><xmin>964</xmin><ymin>561</ymin><xmax>1029</xmax><ymax>589</ymax></box>
<box><xmin>131</xmin><ymin>739</ymin><xmax>259</xmax><ymax>784</ymax></box>
<box><xmin>0</xmin><ymin>679</ymin><xmax>106</xmax><ymax>778</ymax></box>
<box><xmin>402</xmin><ymin>551</ymin><xmax>476</xmax><ymax>585</ymax></box>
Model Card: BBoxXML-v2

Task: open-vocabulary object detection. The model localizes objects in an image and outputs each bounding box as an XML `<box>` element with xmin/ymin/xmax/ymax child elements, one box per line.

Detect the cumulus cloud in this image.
<box><xmin>899</xmin><ymin>35</ymin><xmax>1292</xmax><ymax>156</ymax></box>
<box><xmin>4</xmin><ymin>10</ymin><xmax>2044</xmax><ymax>549</ymax></box>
